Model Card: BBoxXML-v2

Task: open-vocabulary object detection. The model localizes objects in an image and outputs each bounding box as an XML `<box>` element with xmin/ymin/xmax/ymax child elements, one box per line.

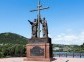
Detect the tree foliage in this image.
<box><xmin>0</xmin><ymin>32</ymin><xmax>27</xmax><ymax>58</ymax></box>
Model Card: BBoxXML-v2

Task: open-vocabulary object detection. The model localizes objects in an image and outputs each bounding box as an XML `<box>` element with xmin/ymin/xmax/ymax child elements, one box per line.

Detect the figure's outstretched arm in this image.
<box><xmin>28</xmin><ymin>20</ymin><xmax>33</xmax><ymax>25</ymax></box>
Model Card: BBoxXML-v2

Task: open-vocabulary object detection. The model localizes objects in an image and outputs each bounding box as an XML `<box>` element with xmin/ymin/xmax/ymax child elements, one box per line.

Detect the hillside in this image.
<box><xmin>0</xmin><ymin>32</ymin><xmax>28</xmax><ymax>57</ymax></box>
<box><xmin>0</xmin><ymin>32</ymin><xmax>28</xmax><ymax>44</ymax></box>
<box><xmin>0</xmin><ymin>32</ymin><xmax>84</xmax><ymax>58</ymax></box>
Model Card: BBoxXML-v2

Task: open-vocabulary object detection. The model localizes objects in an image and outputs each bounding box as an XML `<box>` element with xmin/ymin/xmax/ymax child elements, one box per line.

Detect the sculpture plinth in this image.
<box><xmin>24</xmin><ymin>38</ymin><xmax>52</xmax><ymax>62</ymax></box>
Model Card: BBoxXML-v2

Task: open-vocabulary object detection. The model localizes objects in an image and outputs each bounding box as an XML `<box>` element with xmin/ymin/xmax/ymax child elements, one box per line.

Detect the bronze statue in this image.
<box><xmin>28</xmin><ymin>19</ymin><xmax>38</xmax><ymax>38</ymax></box>
<box><xmin>30</xmin><ymin>0</ymin><xmax>49</xmax><ymax>38</ymax></box>
<box><xmin>42</xmin><ymin>18</ymin><xmax>48</xmax><ymax>37</ymax></box>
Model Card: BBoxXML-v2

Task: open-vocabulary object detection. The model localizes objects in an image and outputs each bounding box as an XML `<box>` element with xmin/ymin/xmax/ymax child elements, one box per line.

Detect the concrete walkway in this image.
<box><xmin>0</xmin><ymin>57</ymin><xmax>84</xmax><ymax>62</ymax></box>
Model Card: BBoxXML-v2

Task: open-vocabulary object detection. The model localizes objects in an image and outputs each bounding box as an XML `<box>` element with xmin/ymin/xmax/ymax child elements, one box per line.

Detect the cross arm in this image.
<box><xmin>40</xmin><ymin>7</ymin><xmax>49</xmax><ymax>10</ymax></box>
<box><xmin>30</xmin><ymin>9</ymin><xmax>38</xmax><ymax>12</ymax></box>
<box><xmin>30</xmin><ymin>7</ymin><xmax>49</xmax><ymax>12</ymax></box>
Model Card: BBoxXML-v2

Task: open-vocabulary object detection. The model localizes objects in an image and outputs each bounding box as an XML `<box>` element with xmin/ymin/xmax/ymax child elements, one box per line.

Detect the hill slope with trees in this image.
<box><xmin>0</xmin><ymin>32</ymin><xmax>84</xmax><ymax>58</ymax></box>
<box><xmin>0</xmin><ymin>32</ymin><xmax>28</xmax><ymax>58</ymax></box>
<box><xmin>0</xmin><ymin>32</ymin><xmax>28</xmax><ymax>44</ymax></box>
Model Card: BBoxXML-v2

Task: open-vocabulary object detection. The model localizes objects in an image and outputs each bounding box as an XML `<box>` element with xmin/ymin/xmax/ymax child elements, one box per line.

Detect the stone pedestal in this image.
<box><xmin>24</xmin><ymin>38</ymin><xmax>52</xmax><ymax>62</ymax></box>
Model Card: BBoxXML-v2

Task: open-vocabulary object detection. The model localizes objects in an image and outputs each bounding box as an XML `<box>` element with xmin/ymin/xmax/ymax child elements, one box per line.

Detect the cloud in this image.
<box><xmin>52</xmin><ymin>31</ymin><xmax>84</xmax><ymax>45</ymax></box>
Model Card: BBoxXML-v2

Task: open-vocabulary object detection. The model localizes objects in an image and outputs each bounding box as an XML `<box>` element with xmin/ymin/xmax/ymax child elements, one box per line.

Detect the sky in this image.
<box><xmin>0</xmin><ymin>0</ymin><xmax>84</xmax><ymax>45</ymax></box>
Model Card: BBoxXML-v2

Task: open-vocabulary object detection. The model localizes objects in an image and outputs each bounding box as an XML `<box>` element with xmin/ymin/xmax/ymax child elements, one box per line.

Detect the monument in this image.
<box><xmin>24</xmin><ymin>0</ymin><xmax>52</xmax><ymax>62</ymax></box>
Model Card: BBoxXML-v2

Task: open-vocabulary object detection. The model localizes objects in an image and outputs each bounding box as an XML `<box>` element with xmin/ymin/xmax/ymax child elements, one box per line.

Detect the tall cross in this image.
<box><xmin>30</xmin><ymin>0</ymin><xmax>49</xmax><ymax>38</ymax></box>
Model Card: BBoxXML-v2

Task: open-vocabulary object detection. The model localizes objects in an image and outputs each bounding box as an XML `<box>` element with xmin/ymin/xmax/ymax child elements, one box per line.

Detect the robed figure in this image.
<box><xmin>42</xmin><ymin>18</ymin><xmax>48</xmax><ymax>37</ymax></box>
<box><xmin>28</xmin><ymin>19</ymin><xmax>38</xmax><ymax>38</ymax></box>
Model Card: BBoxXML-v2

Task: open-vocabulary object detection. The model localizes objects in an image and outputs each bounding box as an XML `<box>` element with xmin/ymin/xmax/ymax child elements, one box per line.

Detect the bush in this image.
<box><xmin>0</xmin><ymin>44</ymin><xmax>26</xmax><ymax>58</ymax></box>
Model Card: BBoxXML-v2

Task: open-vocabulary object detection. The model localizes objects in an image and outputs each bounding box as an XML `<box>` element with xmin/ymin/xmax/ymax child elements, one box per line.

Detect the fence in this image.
<box><xmin>53</xmin><ymin>52</ymin><xmax>84</xmax><ymax>58</ymax></box>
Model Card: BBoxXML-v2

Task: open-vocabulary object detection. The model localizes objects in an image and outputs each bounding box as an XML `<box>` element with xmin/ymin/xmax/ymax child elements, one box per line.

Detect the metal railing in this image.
<box><xmin>53</xmin><ymin>52</ymin><xmax>84</xmax><ymax>58</ymax></box>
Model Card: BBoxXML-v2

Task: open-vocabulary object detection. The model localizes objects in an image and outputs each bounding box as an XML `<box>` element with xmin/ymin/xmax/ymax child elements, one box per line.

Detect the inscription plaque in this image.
<box><xmin>30</xmin><ymin>46</ymin><xmax>44</xmax><ymax>56</ymax></box>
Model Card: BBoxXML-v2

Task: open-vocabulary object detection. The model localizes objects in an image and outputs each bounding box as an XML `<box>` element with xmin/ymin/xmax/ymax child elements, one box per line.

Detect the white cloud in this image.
<box><xmin>52</xmin><ymin>31</ymin><xmax>84</xmax><ymax>45</ymax></box>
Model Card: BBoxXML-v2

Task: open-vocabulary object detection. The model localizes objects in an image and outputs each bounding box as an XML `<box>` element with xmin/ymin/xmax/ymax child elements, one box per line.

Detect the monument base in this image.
<box><xmin>24</xmin><ymin>43</ymin><xmax>51</xmax><ymax>62</ymax></box>
<box><xmin>24</xmin><ymin>60</ymin><xmax>50</xmax><ymax>62</ymax></box>
<box><xmin>24</xmin><ymin>58</ymin><xmax>50</xmax><ymax>62</ymax></box>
